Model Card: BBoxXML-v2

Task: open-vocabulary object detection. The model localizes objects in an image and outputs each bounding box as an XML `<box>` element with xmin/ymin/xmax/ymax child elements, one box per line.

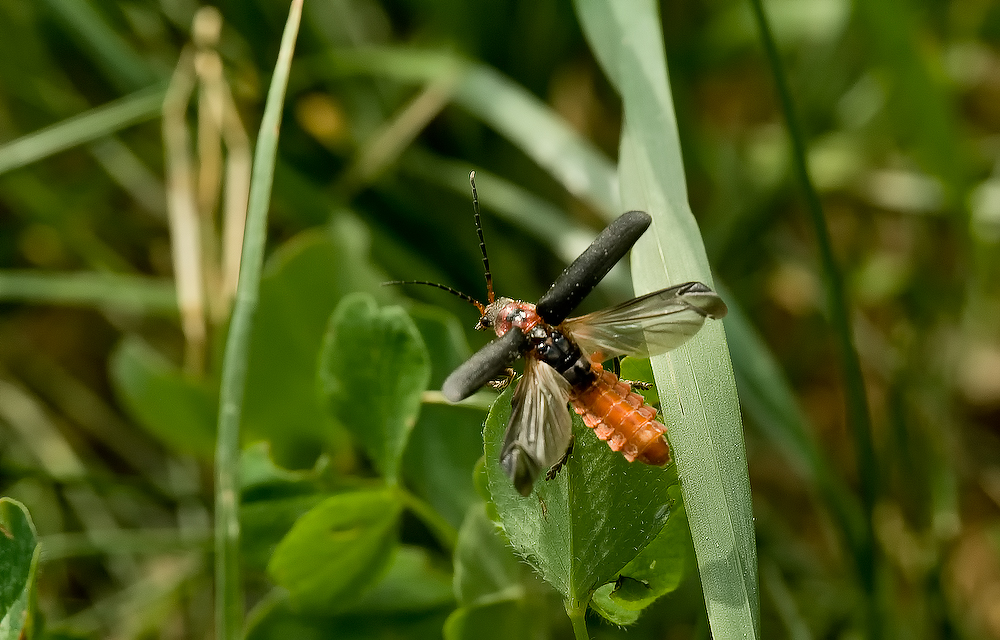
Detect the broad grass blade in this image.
<box><xmin>574</xmin><ymin>0</ymin><xmax>760</xmax><ymax>637</ymax></box>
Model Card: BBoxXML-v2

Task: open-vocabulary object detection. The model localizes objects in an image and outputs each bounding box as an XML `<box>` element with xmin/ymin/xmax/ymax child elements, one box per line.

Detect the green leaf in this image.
<box><xmin>319</xmin><ymin>293</ymin><xmax>430</xmax><ymax>483</ymax></box>
<box><xmin>483</xmin><ymin>386</ymin><xmax>677</xmax><ymax>611</ymax></box>
<box><xmin>453</xmin><ymin>504</ymin><xmax>522</xmax><ymax>606</ymax></box>
<box><xmin>240</xmin><ymin>444</ymin><xmax>332</xmax><ymax>571</ymax></box>
<box><xmin>444</xmin><ymin>503</ymin><xmax>576</xmax><ymax>640</ymax></box>
<box><xmin>241</xmin><ymin>494</ymin><xmax>327</xmax><ymax>573</ymax></box>
<box><xmin>335</xmin><ymin>545</ymin><xmax>454</xmax><ymax>614</ymax></box>
<box><xmin>446</xmin><ymin>503</ymin><xmax>563</xmax><ymax>640</ymax></box>
<box><xmin>245</xmin><ymin>592</ymin><xmax>450</xmax><ymax>640</ymax></box>
<box><xmin>589</xmin><ymin>590</ymin><xmax>639</xmax><ymax>626</ymax></box>
<box><xmin>444</xmin><ymin>599</ymin><xmax>546</xmax><ymax>640</ymax></box>
<box><xmin>574</xmin><ymin>1</ymin><xmax>760</xmax><ymax>637</ymax></box>
<box><xmin>109</xmin><ymin>336</ymin><xmax>217</xmax><ymax>457</ymax></box>
<box><xmin>407</xmin><ymin>304</ymin><xmax>471</xmax><ymax>391</ymax></box>
<box><xmin>242</xmin><ymin>442</ymin><xmax>314</xmax><ymax>494</ymax></box>
<box><xmin>590</xmin><ymin>493</ymin><xmax>690</xmax><ymax>623</ymax></box>
<box><xmin>240</xmin><ymin>442</ymin><xmax>329</xmax><ymax>500</ymax></box>
<box><xmin>243</xmin><ymin>222</ymin><xmax>384</xmax><ymax>461</ymax></box>
<box><xmin>0</xmin><ymin>498</ymin><xmax>40</xmax><ymax>640</ymax></box>
<box><xmin>402</xmin><ymin>403</ymin><xmax>486</xmax><ymax>529</ymax></box>
<box><xmin>267</xmin><ymin>488</ymin><xmax>402</xmax><ymax>612</ymax></box>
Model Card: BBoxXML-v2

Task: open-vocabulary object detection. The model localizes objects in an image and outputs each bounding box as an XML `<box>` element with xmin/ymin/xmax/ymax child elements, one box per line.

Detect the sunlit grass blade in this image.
<box><xmin>213</xmin><ymin>2</ymin><xmax>303</xmax><ymax>639</ymax></box>
<box><xmin>0</xmin><ymin>85</ymin><xmax>165</xmax><ymax>176</ymax></box>
<box><xmin>0</xmin><ymin>270</ymin><xmax>176</xmax><ymax>315</ymax></box>
<box><xmin>575</xmin><ymin>1</ymin><xmax>759</xmax><ymax>637</ymax></box>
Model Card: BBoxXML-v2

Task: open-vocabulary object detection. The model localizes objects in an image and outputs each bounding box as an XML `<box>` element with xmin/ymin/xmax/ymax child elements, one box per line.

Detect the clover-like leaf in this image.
<box><xmin>590</xmin><ymin>490</ymin><xmax>690</xmax><ymax>623</ymax></box>
<box><xmin>445</xmin><ymin>504</ymin><xmax>555</xmax><ymax>640</ymax></box>
<box><xmin>243</xmin><ymin>223</ymin><xmax>384</xmax><ymax>461</ymax></box>
<box><xmin>483</xmin><ymin>387</ymin><xmax>679</xmax><ymax>612</ymax></box>
<box><xmin>1</xmin><ymin>498</ymin><xmax>40</xmax><ymax>640</ymax></box>
<box><xmin>319</xmin><ymin>293</ymin><xmax>430</xmax><ymax>483</ymax></box>
<box><xmin>267</xmin><ymin>488</ymin><xmax>402</xmax><ymax>611</ymax></box>
<box><xmin>109</xmin><ymin>337</ymin><xmax>216</xmax><ymax>457</ymax></box>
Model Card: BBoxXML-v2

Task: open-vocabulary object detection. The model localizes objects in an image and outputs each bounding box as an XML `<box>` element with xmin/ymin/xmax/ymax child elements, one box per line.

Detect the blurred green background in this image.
<box><xmin>2</xmin><ymin>0</ymin><xmax>1000</xmax><ymax>637</ymax></box>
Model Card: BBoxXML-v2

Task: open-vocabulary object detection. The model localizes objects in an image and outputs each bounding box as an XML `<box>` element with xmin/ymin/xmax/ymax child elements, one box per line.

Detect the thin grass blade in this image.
<box><xmin>213</xmin><ymin>2</ymin><xmax>303</xmax><ymax>639</ymax></box>
<box><xmin>0</xmin><ymin>270</ymin><xmax>176</xmax><ymax>315</ymax></box>
<box><xmin>0</xmin><ymin>85</ymin><xmax>165</xmax><ymax>176</ymax></box>
<box><xmin>748</xmin><ymin>1</ymin><xmax>880</xmax><ymax>632</ymax></box>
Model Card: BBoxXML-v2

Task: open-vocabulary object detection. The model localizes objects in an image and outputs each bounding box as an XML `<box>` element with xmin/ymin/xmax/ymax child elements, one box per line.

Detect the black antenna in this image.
<box><xmin>383</xmin><ymin>280</ymin><xmax>485</xmax><ymax>315</ymax></box>
<box><xmin>470</xmin><ymin>171</ymin><xmax>495</xmax><ymax>303</ymax></box>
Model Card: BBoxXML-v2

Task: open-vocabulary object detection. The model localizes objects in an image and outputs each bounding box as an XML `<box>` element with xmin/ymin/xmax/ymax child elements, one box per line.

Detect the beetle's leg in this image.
<box><xmin>544</xmin><ymin>436</ymin><xmax>575</xmax><ymax>481</ymax></box>
<box><xmin>626</xmin><ymin>379</ymin><xmax>653</xmax><ymax>391</ymax></box>
<box><xmin>488</xmin><ymin>367</ymin><xmax>516</xmax><ymax>393</ymax></box>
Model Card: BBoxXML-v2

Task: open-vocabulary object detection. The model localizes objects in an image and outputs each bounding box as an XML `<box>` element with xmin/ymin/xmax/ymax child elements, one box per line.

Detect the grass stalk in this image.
<box><xmin>213</xmin><ymin>2</ymin><xmax>303</xmax><ymax>639</ymax></box>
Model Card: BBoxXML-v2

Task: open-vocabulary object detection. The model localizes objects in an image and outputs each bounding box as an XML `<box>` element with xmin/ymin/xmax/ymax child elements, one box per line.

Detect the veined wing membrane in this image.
<box><xmin>499</xmin><ymin>358</ymin><xmax>573</xmax><ymax>496</ymax></box>
<box><xmin>564</xmin><ymin>282</ymin><xmax>727</xmax><ymax>361</ymax></box>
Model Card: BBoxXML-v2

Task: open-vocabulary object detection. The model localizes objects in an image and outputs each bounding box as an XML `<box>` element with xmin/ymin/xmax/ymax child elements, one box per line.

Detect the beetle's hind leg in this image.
<box><xmin>488</xmin><ymin>367</ymin><xmax>516</xmax><ymax>393</ymax></box>
<box><xmin>627</xmin><ymin>379</ymin><xmax>653</xmax><ymax>391</ymax></box>
<box><xmin>544</xmin><ymin>436</ymin><xmax>575</xmax><ymax>481</ymax></box>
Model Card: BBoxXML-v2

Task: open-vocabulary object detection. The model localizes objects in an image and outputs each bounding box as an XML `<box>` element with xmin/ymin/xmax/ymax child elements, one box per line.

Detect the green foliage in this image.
<box><xmin>576</xmin><ymin>2</ymin><xmax>759</xmax><ymax>637</ymax></box>
<box><xmin>402</xmin><ymin>403</ymin><xmax>486</xmax><ymax>529</ymax></box>
<box><xmin>0</xmin><ymin>499</ymin><xmax>40</xmax><ymax>640</ymax></box>
<box><xmin>483</xmin><ymin>385</ymin><xmax>683</xmax><ymax>620</ymax></box>
<box><xmin>109</xmin><ymin>336</ymin><xmax>217</xmax><ymax>457</ymax></box>
<box><xmin>445</xmin><ymin>504</ymin><xmax>552</xmax><ymax>640</ymax></box>
<box><xmin>267</xmin><ymin>488</ymin><xmax>403</xmax><ymax>612</ymax></box>
<box><xmin>590</xmin><ymin>494</ymin><xmax>690</xmax><ymax>624</ymax></box>
<box><xmin>3</xmin><ymin>0</ymin><xmax>993</xmax><ymax>637</ymax></box>
<box><xmin>319</xmin><ymin>293</ymin><xmax>430</xmax><ymax>483</ymax></box>
<box><xmin>243</xmin><ymin>223</ymin><xmax>385</xmax><ymax>460</ymax></box>
<box><xmin>342</xmin><ymin>545</ymin><xmax>454</xmax><ymax>614</ymax></box>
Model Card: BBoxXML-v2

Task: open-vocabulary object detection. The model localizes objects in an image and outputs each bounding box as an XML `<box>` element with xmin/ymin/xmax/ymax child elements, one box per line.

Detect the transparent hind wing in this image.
<box><xmin>564</xmin><ymin>281</ymin><xmax>727</xmax><ymax>361</ymax></box>
<box><xmin>499</xmin><ymin>358</ymin><xmax>573</xmax><ymax>496</ymax></box>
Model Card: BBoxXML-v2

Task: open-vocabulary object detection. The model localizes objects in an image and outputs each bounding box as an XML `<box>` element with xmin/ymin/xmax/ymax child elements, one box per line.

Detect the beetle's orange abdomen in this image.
<box><xmin>569</xmin><ymin>362</ymin><xmax>669</xmax><ymax>465</ymax></box>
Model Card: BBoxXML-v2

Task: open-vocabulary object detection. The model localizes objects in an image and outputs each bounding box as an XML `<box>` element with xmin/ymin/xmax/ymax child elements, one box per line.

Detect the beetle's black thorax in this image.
<box><xmin>525</xmin><ymin>324</ymin><xmax>597</xmax><ymax>389</ymax></box>
<box><xmin>490</xmin><ymin>298</ymin><xmax>597</xmax><ymax>389</ymax></box>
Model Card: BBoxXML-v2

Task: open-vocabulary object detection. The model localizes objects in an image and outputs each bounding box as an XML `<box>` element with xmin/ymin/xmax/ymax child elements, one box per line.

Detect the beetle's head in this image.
<box><xmin>476</xmin><ymin>297</ymin><xmax>513</xmax><ymax>332</ymax></box>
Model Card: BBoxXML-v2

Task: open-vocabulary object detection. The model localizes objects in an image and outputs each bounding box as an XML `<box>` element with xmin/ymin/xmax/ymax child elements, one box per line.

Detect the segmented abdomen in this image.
<box><xmin>569</xmin><ymin>362</ymin><xmax>670</xmax><ymax>465</ymax></box>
